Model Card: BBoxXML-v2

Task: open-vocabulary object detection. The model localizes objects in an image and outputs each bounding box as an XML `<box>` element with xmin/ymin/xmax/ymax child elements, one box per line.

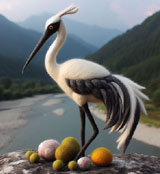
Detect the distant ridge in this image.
<box><xmin>18</xmin><ymin>13</ymin><xmax>122</xmax><ymax>48</ymax></box>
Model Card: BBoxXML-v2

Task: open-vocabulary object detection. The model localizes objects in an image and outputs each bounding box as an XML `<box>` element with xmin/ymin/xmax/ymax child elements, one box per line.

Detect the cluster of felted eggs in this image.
<box><xmin>25</xmin><ymin>137</ymin><xmax>92</xmax><ymax>171</ymax></box>
<box><xmin>25</xmin><ymin>137</ymin><xmax>113</xmax><ymax>171</ymax></box>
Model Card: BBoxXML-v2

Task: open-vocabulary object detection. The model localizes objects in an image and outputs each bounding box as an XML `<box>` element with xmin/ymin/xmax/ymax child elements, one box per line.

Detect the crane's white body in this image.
<box><xmin>45</xmin><ymin>21</ymin><xmax>110</xmax><ymax>106</ymax></box>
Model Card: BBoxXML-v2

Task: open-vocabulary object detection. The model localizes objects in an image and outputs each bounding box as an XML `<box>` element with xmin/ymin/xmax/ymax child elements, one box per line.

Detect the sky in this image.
<box><xmin>0</xmin><ymin>0</ymin><xmax>160</xmax><ymax>30</ymax></box>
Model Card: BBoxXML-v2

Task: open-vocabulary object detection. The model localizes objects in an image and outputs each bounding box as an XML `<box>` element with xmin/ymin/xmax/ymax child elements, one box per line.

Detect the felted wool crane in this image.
<box><xmin>22</xmin><ymin>5</ymin><xmax>149</xmax><ymax>159</ymax></box>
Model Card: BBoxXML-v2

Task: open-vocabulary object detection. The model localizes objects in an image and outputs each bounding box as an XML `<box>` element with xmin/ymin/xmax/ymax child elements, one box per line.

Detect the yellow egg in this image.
<box><xmin>29</xmin><ymin>153</ymin><xmax>40</xmax><ymax>163</ymax></box>
<box><xmin>68</xmin><ymin>160</ymin><xmax>78</xmax><ymax>171</ymax></box>
<box><xmin>25</xmin><ymin>150</ymin><xmax>34</xmax><ymax>160</ymax></box>
<box><xmin>52</xmin><ymin>160</ymin><xmax>64</xmax><ymax>171</ymax></box>
<box><xmin>61</xmin><ymin>137</ymin><xmax>80</xmax><ymax>154</ymax></box>
<box><xmin>55</xmin><ymin>144</ymin><xmax>76</xmax><ymax>163</ymax></box>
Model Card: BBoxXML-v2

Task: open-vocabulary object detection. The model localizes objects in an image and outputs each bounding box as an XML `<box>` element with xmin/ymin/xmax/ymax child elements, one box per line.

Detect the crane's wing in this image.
<box><xmin>66</xmin><ymin>75</ymin><xmax>130</xmax><ymax>129</ymax></box>
<box><xmin>66</xmin><ymin>74</ymin><xmax>148</xmax><ymax>153</ymax></box>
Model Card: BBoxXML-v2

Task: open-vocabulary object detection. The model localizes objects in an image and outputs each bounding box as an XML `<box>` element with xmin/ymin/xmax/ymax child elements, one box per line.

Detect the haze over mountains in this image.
<box><xmin>18</xmin><ymin>13</ymin><xmax>122</xmax><ymax>48</ymax></box>
<box><xmin>0</xmin><ymin>14</ymin><xmax>96</xmax><ymax>79</ymax></box>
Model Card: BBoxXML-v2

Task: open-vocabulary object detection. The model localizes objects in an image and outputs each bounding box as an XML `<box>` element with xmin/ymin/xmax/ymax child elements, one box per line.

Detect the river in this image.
<box><xmin>0</xmin><ymin>94</ymin><xmax>160</xmax><ymax>157</ymax></box>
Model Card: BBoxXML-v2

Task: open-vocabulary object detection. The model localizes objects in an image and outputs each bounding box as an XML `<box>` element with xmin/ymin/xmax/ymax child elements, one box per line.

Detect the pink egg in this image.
<box><xmin>38</xmin><ymin>139</ymin><xmax>59</xmax><ymax>161</ymax></box>
<box><xmin>77</xmin><ymin>157</ymin><xmax>92</xmax><ymax>170</ymax></box>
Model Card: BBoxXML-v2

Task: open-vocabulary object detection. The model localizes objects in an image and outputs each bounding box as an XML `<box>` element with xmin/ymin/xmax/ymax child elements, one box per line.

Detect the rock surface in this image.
<box><xmin>0</xmin><ymin>150</ymin><xmax>160</xmax><ymax>174</ymax></box>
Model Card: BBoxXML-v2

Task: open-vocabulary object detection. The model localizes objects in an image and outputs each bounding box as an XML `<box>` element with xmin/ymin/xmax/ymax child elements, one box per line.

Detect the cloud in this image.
<box><xmin>0</xmin><ymin>0</ymin><xmax>21</xmax><ymax>10</ymax></box>
<box><xmin>145</xmin><ymin>4</ymin><xmax>160</xmax><ymax>17</ymax></box>
<box><xmin>0</xmin><ymin>2</ymin><xmax>12</xmax><ymax>12</ymax></box>
<box><xmin>0</xmin><ymin>0</ymin><xmax>75</xmax><ymax>21</ymax></box>
<box><xmin>0</xmin><ymin>0</ymin><xmax>160</xmax><ymax>30</ymax></box>
<box><xmin>108</xmin><ymin>0</ymin><xmax>160</xmax><ymax>27</ymax></box>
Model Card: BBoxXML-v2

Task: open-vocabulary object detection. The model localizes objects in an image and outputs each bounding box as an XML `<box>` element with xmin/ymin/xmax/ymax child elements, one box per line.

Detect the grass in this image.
<box><xmin>94</xmin><ymin>103</ymin><xmax>160</xmax><ymax>128</ymax></box>
<box><xmin>140</xmin><ymin>104</ymin><xmax>160</xmax><ymax>128</ymax></box>
<box><xmin>94</xmin><ymin>103</ymin><xmax>106</xmax><ymax>112</ymax></box>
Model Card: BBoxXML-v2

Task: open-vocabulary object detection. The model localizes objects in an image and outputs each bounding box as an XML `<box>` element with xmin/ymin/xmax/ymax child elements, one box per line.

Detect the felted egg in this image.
<box><xmin>55</xmin><ymin>144</ymin><xmax>76</xmax><ymax>163</ymax></box>
<box><xmin>38</xmin><ymin>139</ymin><xmax>60</xmax><ymax>161</ymax></box>
<box><xmin>91</xmin><ymin>147</ymin><xmax>112</xmax><ymax>166</ymax></box>
<box><xmin>77</xmin><ymin>157</ymin><xmax>92</xmax><ymax>170</ymax></box>
<box><xmin>53</xmin><ymin>159</ymin><xmax>64</xmax><ymax>171</ymax></box>
<box><xmin>29</xmin><ymin>153</ymin><xmax>40</xmax><ymax>163</ymax></box>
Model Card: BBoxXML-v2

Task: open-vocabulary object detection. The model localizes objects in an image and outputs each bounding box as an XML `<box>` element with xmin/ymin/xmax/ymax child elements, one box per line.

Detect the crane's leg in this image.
<box><xmin>75</xmin><ymin>103</ymin><xmax>99</xmax><ymax>160</ymax></box>
<box><xmin>79</xmin><ymin>106</ymin><xmax>86</xmax><ymax>157</ymax></box>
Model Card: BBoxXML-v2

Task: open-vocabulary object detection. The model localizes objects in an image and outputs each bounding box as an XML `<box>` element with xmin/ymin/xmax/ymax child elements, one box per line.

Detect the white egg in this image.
<box><xmin>38</xmin><ymin>139</ymin><xmax>60</xmax><ymax>161</ymax></box>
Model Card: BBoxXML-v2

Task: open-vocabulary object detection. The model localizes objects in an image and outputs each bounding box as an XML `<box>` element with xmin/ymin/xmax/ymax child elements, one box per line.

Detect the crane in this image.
<box><xmin>22</xmin><ymin>5</ymin><xmax>149</xmax><ymax>160</ymax></box>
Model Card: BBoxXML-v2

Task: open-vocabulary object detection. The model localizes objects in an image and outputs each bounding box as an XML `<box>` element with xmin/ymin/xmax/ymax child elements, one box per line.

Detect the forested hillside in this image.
<box><xmin>0</xmin><ymin>77</ymin><xmax>61</xmax><ymax>101</ymax></box>
<box><xmin>87</xmin><ymin>11</ymin><xmax>160</xmax><ymax>107</ymax></box>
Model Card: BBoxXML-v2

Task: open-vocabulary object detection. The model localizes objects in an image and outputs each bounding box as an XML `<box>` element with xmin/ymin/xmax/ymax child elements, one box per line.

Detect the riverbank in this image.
<box><xmin>90</xmin><ymin>106</ymin><xmax>160</xmax><ymax>148</ymax></box>
<box><xmin>0</xmin><ymin>94</ymin><xmax>64</xmax><ymax>151</ymax></box>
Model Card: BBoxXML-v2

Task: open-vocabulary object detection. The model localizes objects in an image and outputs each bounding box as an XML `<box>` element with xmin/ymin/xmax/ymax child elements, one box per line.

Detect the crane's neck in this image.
<box><xmin>45</xmin><ymin>20</ymin><xmax>66</xmax><ymax>80</ymax></box>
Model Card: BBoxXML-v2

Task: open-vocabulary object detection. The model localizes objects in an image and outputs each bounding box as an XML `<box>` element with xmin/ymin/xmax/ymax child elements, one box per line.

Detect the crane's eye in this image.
<box><xmin>49</xmin><ymin>25</ymin><xmax>54</xmax><ymax>30</ymax></box>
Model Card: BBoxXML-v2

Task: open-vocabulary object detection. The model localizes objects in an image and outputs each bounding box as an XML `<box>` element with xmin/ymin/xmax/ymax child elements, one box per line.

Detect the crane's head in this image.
<box><xmin>22</xmin><ymin>5</ymin><xmax>79</xmax><ymax>73</ymax></box>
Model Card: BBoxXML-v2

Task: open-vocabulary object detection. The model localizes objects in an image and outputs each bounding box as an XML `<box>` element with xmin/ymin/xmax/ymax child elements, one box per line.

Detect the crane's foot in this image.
<box><xmin>61</xmin><ymin>155</ymin><xmax>83</xmax><ymax>171</ymax></box>
<box><xmin>61</xmin><ymin>153</ymin><xmax>85</xmax><ymax>171</ymax></box>
<box><xmin>62</xmin><ymin>165</ymin><xmax>69</xmax><ymax>171</ymax></box>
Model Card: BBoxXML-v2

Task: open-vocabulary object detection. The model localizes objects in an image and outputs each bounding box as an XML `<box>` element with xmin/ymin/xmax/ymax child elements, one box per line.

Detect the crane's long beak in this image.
<box><xmin>22</xmin><ymin>30</ymin><xmax>50</xmax><ymax>74</ymax></box>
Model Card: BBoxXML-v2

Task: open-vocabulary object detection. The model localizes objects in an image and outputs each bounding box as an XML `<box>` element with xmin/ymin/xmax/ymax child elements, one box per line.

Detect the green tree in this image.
<box><xmin>3</xmin><ymin>89</ymin><xmax>12</xmax><ymax>100</ymax></box>
<box><xmin>21</xmin><ymin>81</ymin><xmax>35</xmax><ymax>90</ymax></box>
<box><xmin>152</xmin><ymin>89</ymin><xmax>160</xmax><ymax>107</ymax></box>
<box><xmin>0</xmin><ymin>77</ymin><xmax>12</xmax><ymax>89</ymax></box>
<box><xmin>0</xmin><ymin>85</ymin><xmax>4</xmax><ymax>100</ymax></box>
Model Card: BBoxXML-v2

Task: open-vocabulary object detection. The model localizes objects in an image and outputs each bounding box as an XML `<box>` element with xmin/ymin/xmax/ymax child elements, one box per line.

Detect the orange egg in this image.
<box><xmin>91</xmin><ymin>147</ymin><xmax>112</xmax><ymax>166</ymax></box>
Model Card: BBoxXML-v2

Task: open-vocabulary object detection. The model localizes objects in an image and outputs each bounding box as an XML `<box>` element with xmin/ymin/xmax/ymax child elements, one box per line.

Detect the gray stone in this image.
<box><xmin>0</xmin><ymin>150</ymin><xmax>160</xmax><ymax>174</ymax></box>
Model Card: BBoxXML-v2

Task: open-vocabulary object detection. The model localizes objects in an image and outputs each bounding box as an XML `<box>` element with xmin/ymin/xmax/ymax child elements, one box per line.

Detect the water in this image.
<box><xmin>0</xmin><ymin>94</ymin><xmax>160</xmax><ymax>157</ymax></box>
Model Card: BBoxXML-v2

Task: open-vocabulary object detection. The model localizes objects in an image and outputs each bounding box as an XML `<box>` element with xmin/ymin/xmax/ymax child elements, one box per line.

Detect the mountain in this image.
<box><xmin>18</xmin><ymin>13</ymin><xmax>122</xmax><ymax>48</ymax></box>
<box><xmin>87</xmin><ymin>11</ymin><xmax>160</xmax><ymax>106</ymax></box>
<box><xmin>0</xmin><ymin>14</ymin><xmax>96</xmax><ymax>79</ymax></box>
<box><xmin>87</xmin><ymin>11</ymin><xmax>160</xmax><ymax>83</ymax></box>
